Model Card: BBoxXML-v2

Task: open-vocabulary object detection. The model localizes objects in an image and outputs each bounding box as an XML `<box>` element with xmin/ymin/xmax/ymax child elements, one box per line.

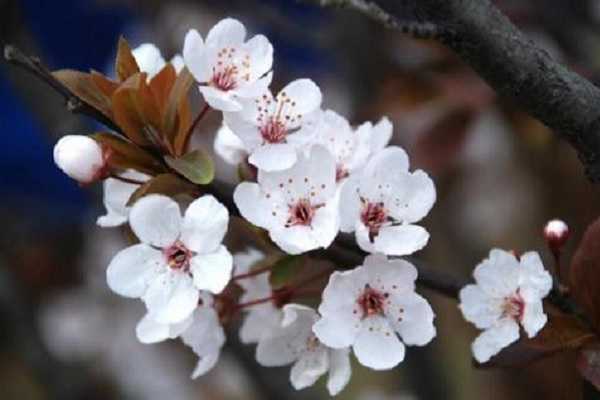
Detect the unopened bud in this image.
<box><xmin>53</xmin><ymin>135</ymin><xmax>105</xmax><ymax>183</ymax></box>
<box><xmin>543</xmin><ymin>219</ymin><xmax>570</xmax><ymax>251</ymax></box>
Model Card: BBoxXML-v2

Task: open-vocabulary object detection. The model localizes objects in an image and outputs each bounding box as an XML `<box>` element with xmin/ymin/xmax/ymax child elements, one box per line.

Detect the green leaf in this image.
<box><xmin>269</xmin><ymin>255</ymin><xmax>305</xmax><ymax>289</ymax></box>
<box><xmin>164</xmin><ymin>150</ymin><xmax>214</xmax><ymax>185</ymax></box>
<box><xmin>127</xmin><ymin>173</ymin><xmax>196</xmax><ymax>206</ymax></box>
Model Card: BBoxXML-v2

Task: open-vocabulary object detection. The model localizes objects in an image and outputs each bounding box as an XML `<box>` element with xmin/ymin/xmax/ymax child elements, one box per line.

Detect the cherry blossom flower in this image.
<box><xmin>356</xmin><ymin>116</ymin><xmax>393</xmax><ymax>157</ymax></box>
<box><xmin>234</xmin><ymin>248</ymin><xmax>282</xmax><ymax>344</ymax></box>
<box><xmin>339</xmin><ymin>146</ymin><xmax>436</xmax><ymax>256</ymax></box>
<box><xmin>107</xmin><ymin>194</ymin><xmax>233</xmax><ymax>324</ymax></box>
<box><xmin>183</xmin><ymin>18</ymin><xmax>273</xmax><ymax>112</ymax></box>
<box><xmin>233</xmin><ymin>145</ymin><xmax>339</xmax><ymax>254</ymax></box>
<box><xmin>256</xmin><ymin>304</ymin><xmax>351</xmax><ymax>396</ymax></box>
<box><xmin>224</xmin><ymin>79</ymin><xmax>322</xmax><ymax>171</ymax></box>
<box><xmin>53</xmin><ymin>135</ymin><xmax>106</xmax><ymax>184</ymax></box>
<box><xmin>136</xmin><ymin>292</ymin><xmax>225</xmax><ymax>378</ymax></box>
<box><xmin>97</xmin><ymin>170</ymin><xmax>150</xmax><ymax>228</ymax></box>
<box><xmin>132</xmin><ymin>43</ymin><xmax>184</xmax><ymax>80</ymax></box>
<box><xmin>214</xmin><ymin>123</ymin><xmax>247</xmax><ymax>165</ymax></box>
<box><xmin>313</xmin><ymin>254</ymin><xmax>436</xmax><ymax>370</ymax></box>
<box><xmin>459</xmin><ymin>249</ymin><xmax>553</xmax><ymax>363</ymax></box>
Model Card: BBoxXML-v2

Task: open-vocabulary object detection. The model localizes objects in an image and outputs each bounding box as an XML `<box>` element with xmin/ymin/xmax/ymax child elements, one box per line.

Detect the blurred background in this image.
<box><xmin>2</xmin><ymin>0</ymin><xmax>600</xmax><ymax>399</ymax></box>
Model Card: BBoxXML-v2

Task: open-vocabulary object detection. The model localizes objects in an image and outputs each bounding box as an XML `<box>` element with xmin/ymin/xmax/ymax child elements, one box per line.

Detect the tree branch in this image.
<box><xmin>307</xmin><ymin>0</ymin><xmax>600</xmax><ymax>182</ymax></box>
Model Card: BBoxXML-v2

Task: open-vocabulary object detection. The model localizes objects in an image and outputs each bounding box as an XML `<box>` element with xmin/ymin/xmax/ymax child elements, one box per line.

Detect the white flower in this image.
<box><xmin>183</xmin><ymin>18</ymin><xmax>274</xmax><ymax>112</ymax></box>
<box><xmin>136</xmin><ymin>292</ymin><xmax>226</xmax><ymax>378</ymax></box>
<box><xmin>234</xmin><ymin>145</ymin><xmax>339</xmax><ymax>255</ymax></box>
<box><xmin>106</xmin><ymin>194</ymin><xmax>233</xmax><ymax>324</ymax></box>
<box><xmin>339</xmin><ymin>146</ymin><xmax>436</xmax><ymax>256</ymax></box>
<box><xmin>97</xmin><ymin>170</ymin><xmax>150</xmax><ymax>228</ymax></box>
<box><xmin>225</xmin><ymin>79</ymin><xmax>322</xmax><ymax>171</ymax></box>
<box><xmin>234</xmin><ymin>248</ymin><xmax>282</xmax><ymax>344</ymax></box>
<box><xmin>356</xmin><ymin>116</ymin><xmax>393</xmax><ymax>157</ymax></box>
<box><xmin>53</xmin><ymin>135</ymin><xmax>106</xmax><ymax>184</ymax></box>
<box><xmin>132</xmin><ymin>43</ymin><xmax>184</xmax><ymax>80</ymax></box>
<box><xmin>313</xmin><ymin>254</ymin><xmax>436</xmax><ymax>370</ymax></box>
<box><xmin>214</xmin><ymin>123</ymin><xmax>247</xmax><ymax>165</ymax></box>
<box><xmin>459</xmin><ymin>249</ymin><xmax>553</xmax><ymax>363</ymax></box>
<box><xmin>311</xmin><ymin>109</ymin><xmax>371</xmax><ymax>182</ymax></box>
<box><xmin>257</xmin><ymin>304</ymin><xmax>352</xmax><ymax>396</ymax></box>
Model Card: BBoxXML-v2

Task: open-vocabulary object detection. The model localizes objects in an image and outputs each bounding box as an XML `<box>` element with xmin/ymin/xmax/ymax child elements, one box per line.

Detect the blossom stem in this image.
<box><xmin>109</xmin><ymin>174</ymin><xmax>146</xmax><ymax>185</ymax></box>
<box><xmin>231</xmin><ymin>265</ymin><xmax>273</xmax><ymax>281</ymax></box>
<box><xmin>182</xmin><ymin>103</ymin><xmax>211</xmax><ymax>153</ymax></box>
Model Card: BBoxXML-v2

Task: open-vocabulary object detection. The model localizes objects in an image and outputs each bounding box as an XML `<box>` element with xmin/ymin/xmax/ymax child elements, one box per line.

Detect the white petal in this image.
<box><xmin>143</xmin><ymin>272</ymin><xmax>199</xmax><ymax>324</ymax></box>
<box><xmin>224</xmin><ymin>111</ymin><xmax>263</xmax><ymax>150</ymax></box>
<box><xmin>97</xmin><ymin>171</ymin><xmax>148</xmax><ymax>228</ymax></box>
<box><xmin>181</xmin><ymin>306</ymin><xmax>226</xmax><ymax>356</ymax></box>
<box><xmin>132</xmin><ymin>43</ymin><xmax>166</xmax><ymax>80</ymax></box>
<box><xmin>389</xmin><ymin>293</ymin><xmax>436</xmax><ymax>346</ymax></box>
<box><xmin>183</xmin><ymin>29</ymin><xmax>208</xmax><ymax>82</ymax></box>
<box><xmin>190</xmin><ymin>245</ymin><xmax>233</xmax><ymax>294</ymax></box>
<box><xmin>136</xmin><ymin>313</ymin><xmax>193</xmax><ymax>344</ymax></box>
<box><xmin>235</xmin><ymin>71</ymin><xmax>274</xmax><ymax>98</ymax></box>
<box><xmin>248</xmin><ymin>143</ymin><xmax>298</xmax><ymax>172</ymax></box>
<box><xmin>233</xmin><ymin>182</ymin><xmax>274</xmax><ymax>229</ymax></box>
<box><xmin>519</xmin><ymin>251</ymin><xmax>552</xmax><ymax>298</ymax></box>
<box><xmin>473</xmin><ymin>249</ymin><xmax>521</xmax><ymax>298</ymax></box>
<box><xmin>191</xmin><ymin>351</ymin><xmax>220</xmax><ymax>378</ymax></box>
<box><xmin>373</xmin><ymin>224</ymin><xmax>430</xmax><ymax>256</ymax></box>
<box><xmin>472</xmin><ymin>318</ymin><xmax>520</xmax><ymax>363</ymax></box>
<box><xmin>106</xmin><ymin>244</ymin><xmax>163</xmax><ymax>298</ymax></box>
<box><xmin>355</xmin><ymin>222</ymin><xmax>377</xmax><ymax>253</ymax></box>
<box><xmin>363</xmin><ymin>146</ymin><xmax>409</xmax><ymax>178</ymax></box>
<box><xmin>326</xmin><ymin>348</ymin><xmax>351</xmax><ymax>396</ymax></box>
<box><xmin>363</xmin><ymin>254</ymin><xmax>418</xmax><ymax>292</ymax></box>
<box><xmin>279</xmin><ymin>79</ymin><xmax>322</xmax><ymax>116</ymax></box>
<box><xmin>214</xmin><ymin>124</ymin><xmax>247</xmax><ymax>165</ymax></box>
<box><xmin>459</xmin><ymin>284</ymin><xmax>503</xmax><ymax>329</ymax></box>
<box><xmin>270</xmin><ymin>226</ymin><xmax>320</xmax><ymax>255</ymax></box>
<box><xmin>353</xmin><ymin>316</ymin><xmax>405</xmax><ymax>370</ymax></box>
<box><xmin>199</xmin><ymin>85</ymin><xmax>242</xmax><ymax>112</ymax></box>
<box><xmin>129</xmin><ymin>195</ymin><xmax>182</xmax><ymax>248</ymax></box>
<box><xmin>243</xmin><ymin>34</ymin><xmax>273</xmax><ymax>81</ymax></box>
<box><xmin>309</xmin><ymin>200</ymin><xmax>340</xmax><ymax>249</ymax></box>
<box><xmin>233</xmin><ymin>248</ymin><xmax>265</xmax><ymax>276</ymax></box>
<box><xmin>205</xmin><ymin>18</ymin><xmax>246</xmax><ymax>47</ymax></box>
<box><xmin>239</xmin><ymin>306</ymin><xmax>282</xmax><ymax>344</ymax></box>
<box><xmin>370</xmin><ymin>116</ymin><xmax>393</xmax><ymax>153</ymax></box>
<box><xmin>339</xmin><ymin>175</ymin><xmax>362</xmax><ymax>233</ymax></box>
<box><xmin>290</xmin><ymin>350</ymin><xmax>329</xmax><ymax>390</ymax></box>
<box><xmin>181</xmin><ymin>195</ymin><xmax>229</xmax><ymax>254</ymax></box>
<box><xmin>387</xmin><ymin>170</ymin><xmax>436</xmax><ymax>224</ymax></box>
<box><xmin>170</xmin><ymin>54</ymin><xmax>184</xmax><ymax>73</ymax></box>
<box><xmin>521</xmin><ymin>297</ymin><xmax>547</xmax><ymax>338</ymax></box>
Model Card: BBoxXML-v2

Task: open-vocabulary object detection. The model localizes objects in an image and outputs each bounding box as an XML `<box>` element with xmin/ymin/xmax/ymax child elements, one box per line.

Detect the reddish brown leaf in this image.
<box><xmin>90</xmin><ymin>70</ymin><xmax>119</xmax><ymax>99</ymax></box>
<box><xmin>570</xmin><ymin>218</ymin><xmax>600</xmax><ymax>331</ymax></box>
<box><xmin>53</xmin><ymin>69</ymin><xmax>112</xmax><ymax>117</ymax></box>
<box><xmin>164</xmin><ymin>68</ymin><xmax>194</xmax><ymax>155</ymax></box>
<box><xmin>115</xmin><ymin>37</ymin><xmax>140</xmax><ymax>82</ymax></box>
<box><xmin>127</xmin><ymin>173</ymin><xmax>196</xmax><ymax>206</ymax></box>
<box><xmin>92</xmin><ymin>132</ymin><xmax>165</xmax><ymax>175</ymax></box>
<box><xmin>149</xmin><ymin>64</ymin><xmax>177</xmax><ymax>113</ymax></box>
<box><xmin>577</xmin><ymin>342</ymin><xmax>600</xmax><ymax>391</ymax></box>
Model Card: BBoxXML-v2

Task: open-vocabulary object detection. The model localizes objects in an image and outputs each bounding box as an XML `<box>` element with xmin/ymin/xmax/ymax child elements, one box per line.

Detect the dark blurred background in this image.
<box><xmin>1</xmin><ymin>0</ymin><xmax>600</xmax><ymax>399</ymax></box>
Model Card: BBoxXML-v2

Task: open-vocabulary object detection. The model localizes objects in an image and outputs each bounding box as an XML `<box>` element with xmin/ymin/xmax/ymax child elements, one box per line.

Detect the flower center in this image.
<box><xmin>357</xmin><ymin>284</ymin><xmax>386</xmax><ymax>318</ymax></box>
<box><xmin>211</xmin><ymin>65</ymin><xmax>238</xmax><ymax>91</ymax></box>
<box><xmin>260</xmin><ymin>118</ymin><xmax>287</xmax><ymax>144</ymax></box>
<box><xmin>306</xmin><ymin>333</ymin><xmax>321</xmax><ymax>352</ymax></box>
<box><xmin>286</xmin><ymin>199</ymin><xmax>318</xmax><ymax>227</ymax></box>
<box><xmin>360</xmin><ymin>201</ymin><xmax>388</xmax><ymax>239</ymax></box>
<box><xmin>336</xmin><ymin>164</ymin><xmax>349</xmax><ymax>182</ymax></box>
<box><xmin>164</xmin><ymin>241</ymin><xmax>192</xmax><ymax>272</ymax></box>
<box><xmin>502</xmin><ymin>292</ymin><xmax>525</xmax><ymax>321</ymax></box>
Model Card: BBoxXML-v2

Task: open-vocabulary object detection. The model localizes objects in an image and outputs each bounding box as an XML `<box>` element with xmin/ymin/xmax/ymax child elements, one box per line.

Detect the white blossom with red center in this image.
<box><xmin>97</xmin><ymin>170</ymin><xmax>150</xmax><ymax>228</ymax></box>
<box><xmin>106</xmin><ymin>194</ymin><xmax>233</xmax><ymax>324</ymax></box>
<box><xmin>459</xmin><ymin>249</ymin><xmax>552</xmax><ymax>363</ymax></box>
<box><xmin>234</xmin><ymin>248</ymin><xmax>283</xmax><ymax>344</ymax></box>
<box><xmin>135</xmin><ymin>292</ymin><xmax>226</xmax><ymax>378</ymax></box>
<box><xmin>233</xmin><ymin>145</ymin><xmax>339</xmax><ymax>254</ymax></box>
<box><xmin>256</xmin><ymin>304</ymin><xmax>352</xmax><ymax>396</ymax></box>
<box><xmin>183</xmin><ymin>18</ymin><xmax>273</xmax><ymax>112</ymax></box>
<box><xmin>313</xmin><ymin>254</ymin><xmax>436</xmax><ymax>370</ymax></box>
<box><xmin>225</xmin><ymin>79</ymin><xmax>322</xmax><ymax>171</ymax></box>
<box><xmin>339</xmin><ymin>146</ymin><xmax>436</xmax><ymax>256</ymax></box>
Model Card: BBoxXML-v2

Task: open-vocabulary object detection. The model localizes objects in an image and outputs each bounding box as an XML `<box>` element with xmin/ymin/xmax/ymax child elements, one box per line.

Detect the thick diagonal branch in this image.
<box><xmin>310</xmin><ymin>0</ymin><xmax>600</xmax><ymax>182</ymax></box>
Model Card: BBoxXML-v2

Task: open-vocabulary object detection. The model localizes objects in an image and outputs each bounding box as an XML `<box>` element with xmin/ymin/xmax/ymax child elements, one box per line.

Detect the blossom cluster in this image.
<box><xmin>50</xmin><ymin>17</ymin><xmax>555</xmax><ymax>396</ymax></box>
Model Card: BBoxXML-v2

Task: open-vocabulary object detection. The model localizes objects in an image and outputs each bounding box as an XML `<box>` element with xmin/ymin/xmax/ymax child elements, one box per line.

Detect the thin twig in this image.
<box><xmin>108</xmin><ymin>174</ymin><xmax>146</xmax><ymax>185</ymax></box>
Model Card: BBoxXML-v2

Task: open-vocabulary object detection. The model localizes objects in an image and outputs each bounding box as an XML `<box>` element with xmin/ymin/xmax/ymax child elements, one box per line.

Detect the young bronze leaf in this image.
<box><xmin>149</xmin><ymin>64</ymin><xmax>177</xmax><ymax>113</ymax></box>
<box><xmin>126</xmin><ymin>173</ymin><xmax>197</xmax><ymax>206</ymax></box>
<box><xmin>577</xmin><ymin>342</ymin><xmax>600</xmax><ymax>391</ymax></box>
<box><xmin>111</xmin><ymin>73</ymin><xmax>154</xmax><ymax>147</ymax></box>
<box><xmin>570</xmin><ymin>218</ymin><xmax>600</xmax><ymax>331</ymax></box>
<box><xmin>163</xmin><ymin>68</ymin><xmax>194</xmax><ymax>152</ymax></box>
<box><xmin>53</xmin><ymin>69</ymin><xmax>112</xmax><ymax>117</ymax></box>
<box><xmin>90</xmin><ymin>70</ymin><xmax>119</xmax><ymax>98</ymax></box>
<box><xmin>115</xmin><ymin>37</ymin><xmax>140</xmax><ymax>82</ymax></box>
<box><xmin>92</xmin><ymin>132</ymin><xmax>165</xmax><ymax>175</ymax></box>
<box><xmin>164</xmin><ymin>149</ymin><xmax>215</xmax><ymax>185</ymax></box>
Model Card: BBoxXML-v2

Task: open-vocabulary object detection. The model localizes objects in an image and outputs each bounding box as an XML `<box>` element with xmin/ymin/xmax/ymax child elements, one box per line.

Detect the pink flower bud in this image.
<box><xmin>53</xmin><ymin>135</ymin><xmax>105</xmax><ymax>183</ymax></box>
<box><xmin>543</xmin><ymin>219</ymin><xmax>570</xmax><ymax>251</ymax></box>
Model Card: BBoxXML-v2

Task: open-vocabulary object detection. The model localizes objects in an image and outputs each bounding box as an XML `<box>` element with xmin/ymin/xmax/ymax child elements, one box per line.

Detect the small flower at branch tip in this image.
<box><xmin>339</xmin><ymin>145</ymin><xmax>436</xmax><ymax>256</ymax></box>
<box><xmin>97</xmin><ymin>170</ymin><xmax>150</xmax><ymax>228</ymax></box>
<box><xmin>183</xmin><ymin>18</ymin><xmax>274</xmax><ymax>112</ymax></box>
<box><xmin>543</xmin><ymin>219</ymin><xmax>570</xmax><ymax>253</ymax></box>
<box><xmin>256</xmin><ymin>304</ymin><xmax>352</xmax><ymax>396</ymax></box>
<box><xmin>313</xmin><ymin>254</ymin><xmax>436</xmax><ymax>371</ymax></box>
<box><xmin>53</xmin><ymin>135</ymin><xmax>107</xmax><ymax>184</ymax></box>
<box><xmin>225</xmin><ymin>78</ymin><xmax>322</xmax><ymax>171</ymax></box>
<box><xmin>458</xmin><ymin>248</ymin><xmax>553</xmax><ymax>363</ymax></box>
<box><xmin>136</xmin><ymin>292</ymin><xmax>225</xmax><ymax>378</ymax></box>
<box><xmin>106</xmin><ymin>194</ymin><xmax>233</xmax><ymax>324</ymax></box>
<box><xmin>233</xmin><ymin>145</ymin><xmax>339</xmax><ymax>255</ymax></box>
